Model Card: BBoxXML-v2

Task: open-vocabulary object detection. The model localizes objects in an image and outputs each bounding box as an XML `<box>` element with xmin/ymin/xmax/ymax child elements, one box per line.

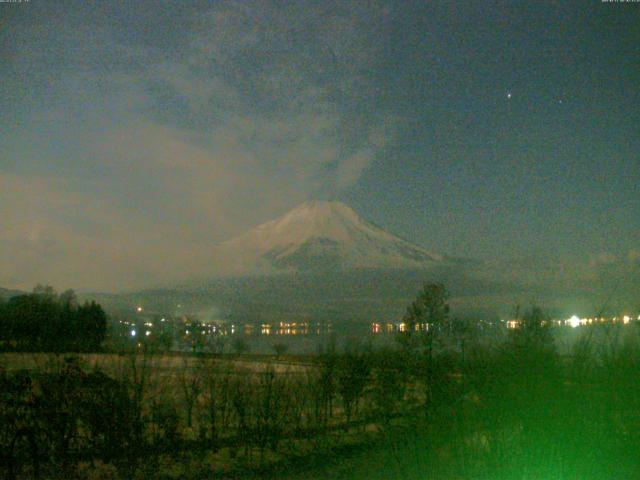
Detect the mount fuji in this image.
<box><xmin>88</xmin><ymin>202</ymin><xmax>495</xmax><ymax>323</ymax></box>
<box><xmin>218</xmin><ymin>200</ymin><xmax>443</xmax><ymax>274</ymax></box>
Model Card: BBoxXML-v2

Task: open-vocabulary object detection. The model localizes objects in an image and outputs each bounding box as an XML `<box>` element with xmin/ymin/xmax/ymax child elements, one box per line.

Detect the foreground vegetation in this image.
<box><xmin>1</xmin><ymin>284</ymin><xmax>639</xmax><ymax>479</ymax></box>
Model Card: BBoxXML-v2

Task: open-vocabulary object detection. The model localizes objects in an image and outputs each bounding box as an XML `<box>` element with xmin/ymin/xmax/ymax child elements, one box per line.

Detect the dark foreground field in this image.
<box><xmin>2</xmin><ymin>322</ymin><xmax>640</xmax><ymax>479</ymax></box>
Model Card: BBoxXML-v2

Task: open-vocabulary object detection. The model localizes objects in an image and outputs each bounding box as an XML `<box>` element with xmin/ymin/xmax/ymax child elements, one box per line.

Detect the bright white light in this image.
<box><xmin>145</xmin><ymin>330</ymin><xmax>151</xmax><ymax>336</ymax></box>
<box><xmin>623</xmin><ymin>315</ymin><xmax>630</xmax><ymax>324</ymax></box>
<box><xmin>568</xmin><ymin>316</ymin><xmax>580</xmax><ymax>328</ymax></box>
<box><xmin>131</xmin><ymin>330</ymin><xmax>136</xmax><ymax>337</ymax></box>
<box><xmin>136</xmin><ymin>306</ymin><xmax>143</xmax><ymax>312</ymax></box>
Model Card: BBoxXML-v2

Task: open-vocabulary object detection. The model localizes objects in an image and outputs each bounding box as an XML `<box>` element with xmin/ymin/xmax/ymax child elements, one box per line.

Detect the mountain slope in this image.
<box><xmin>220</xmin><ymin>200</ymin><xmax>442</xmax><ymax>272</ymax></box>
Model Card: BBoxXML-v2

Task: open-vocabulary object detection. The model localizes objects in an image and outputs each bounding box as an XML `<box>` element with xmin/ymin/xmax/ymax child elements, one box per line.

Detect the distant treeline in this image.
<box><xmin>0</xmin><ymin>285</ymin><xmax>107</xmax><ymax>352</ymax></box>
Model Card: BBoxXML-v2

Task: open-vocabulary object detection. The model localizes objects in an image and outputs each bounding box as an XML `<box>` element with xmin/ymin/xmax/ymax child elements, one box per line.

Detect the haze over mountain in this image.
<box><xmin>83</xmin><ymin>200</ymin><xmax>632</xmax><ymax>322</ymax></box>
<box><xmin>217</xmin><ymin>200</ymin><xmax>443</xmax><ymax>275</ymax></box>
<box><xmin>98</xmin><ymin>201</ymin><xmax>501</xmax><ymax>323</ymax></box>
<box><xmin>6</xmin><ymin>198</ymin><xmax>633</xmax><ymax>322</ymax></box>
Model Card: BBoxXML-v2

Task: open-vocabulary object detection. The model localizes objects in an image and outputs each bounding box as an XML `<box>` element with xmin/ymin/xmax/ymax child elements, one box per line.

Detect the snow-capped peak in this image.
<box><xmin>218</xmin><ymin>200</ymin><xmax>442</xmax><ymax>273</ymax></box>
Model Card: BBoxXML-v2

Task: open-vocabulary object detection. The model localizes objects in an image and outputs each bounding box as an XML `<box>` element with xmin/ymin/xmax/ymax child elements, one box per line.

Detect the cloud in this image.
<box><xmin>0</xmin><ymin>172</ymin><xmax>220</xmax><ymax>291</ymax></box>
<box><xmin>334</xmin><ymin>123</ymin><xmax>394</xmax><ymax>189</ymax></box>
<box><xmin>0</xmin><ymin>1</ymin><xmax>398</xmax><ymax>290</ymax></box>
<box><xmin>588</xmin><ymin>252</ymin><xmax>618</xmax><ymax>269</ymax></box>
<box><xmin>335</xmin><ymin>149</ymin><xmax>376</xmax><ymax>190</ymax></box>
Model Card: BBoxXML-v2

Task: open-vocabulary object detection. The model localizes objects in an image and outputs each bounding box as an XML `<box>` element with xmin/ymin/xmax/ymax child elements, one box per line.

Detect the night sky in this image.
<box><xmin>1</xmin><ymin>1</ymin><xmax>638</xmax><ymax>311</ymax></box>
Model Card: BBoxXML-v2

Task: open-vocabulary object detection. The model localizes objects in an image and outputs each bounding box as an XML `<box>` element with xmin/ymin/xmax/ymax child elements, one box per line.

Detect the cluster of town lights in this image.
<box><xmin>369</xmin><ymin>316</ymin><xmax>640</xmax><ymax>333</ymax></box>
<box><xmin>504</xmin><ymin>315</ymin><xmax>639</xmax><ymax>330</ymax></box>
<box><xmin>130</xmin><ymin>304</ymin><xmax>638</xmax><ymax>339</ymax></box>
<box><xmin>566</xmin><ymin>315</ymin><xmax>635</xmax><ymax>328</ymax></box>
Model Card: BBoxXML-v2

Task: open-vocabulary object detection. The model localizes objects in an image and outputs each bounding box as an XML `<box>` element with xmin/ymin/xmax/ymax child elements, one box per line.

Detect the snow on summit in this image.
<box><xmin>219</xmin><ymin>200</ymin><xmax>442</xmax><ymax>273</ymax></box>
